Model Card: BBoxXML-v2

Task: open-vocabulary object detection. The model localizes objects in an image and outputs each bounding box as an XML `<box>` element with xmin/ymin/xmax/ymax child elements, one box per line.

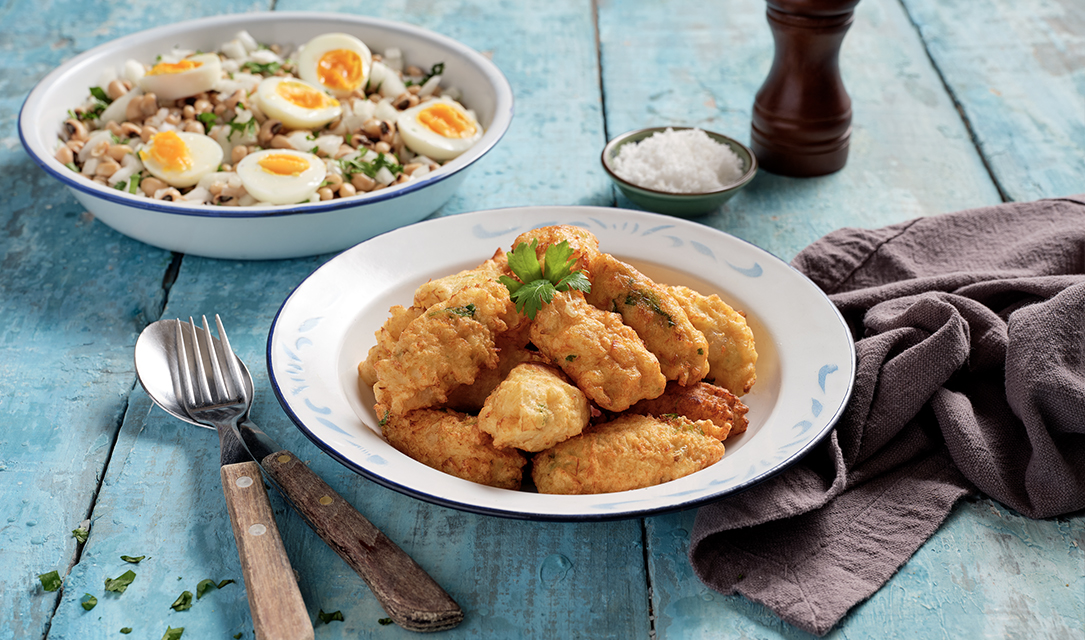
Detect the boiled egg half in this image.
<box><xmin>137</xmin><ymin>53</ymin><xmax>222</xmax><ymax>102</ymax></box>
<box><xmin>297</xmin><ymin>33</ymin><xmax>372</xmax><ymax>98</ymax></box>
<box><xmin>255</xmin><ymin>76</ymin><xmax>342</xmax><ymax>130</ymax></box>
<box><xmin>236</xmin><ymin>149</ymin><xmax>327</xmax><ymax>205</ymax></box>
<box><xmin>396</xmin><ymin>98</ymin><xmax>483</xmax><ymax>161</ymax></box>
<box><xmin>138</xmin><ymin>130</ymin><xmax>223</xmax><ymax>188</ymax></box>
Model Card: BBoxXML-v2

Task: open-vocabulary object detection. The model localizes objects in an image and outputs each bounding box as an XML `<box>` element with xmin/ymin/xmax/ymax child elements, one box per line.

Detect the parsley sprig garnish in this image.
<box><xmin>499</xmin><ymin>240</ymin><xmax>591</xmax><ymax>319</ymax></box>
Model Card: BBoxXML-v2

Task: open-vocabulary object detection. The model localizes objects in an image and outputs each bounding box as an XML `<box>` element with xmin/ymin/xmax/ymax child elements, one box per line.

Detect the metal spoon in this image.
<box><xmin>134</xmin><ymin>318</ymin><xmax>464</xmax><ymax>632</ymax></box>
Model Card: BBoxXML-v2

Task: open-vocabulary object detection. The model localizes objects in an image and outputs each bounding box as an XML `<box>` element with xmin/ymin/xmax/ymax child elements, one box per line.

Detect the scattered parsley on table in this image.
<box><xmin>104</xmin><ymin>570</ymin><xmax>137</xmax><ymax>594</ymax></box>
<box><xmin>80</xmin><ymin>593</ymin><xmax>97</xmax><ymax>611</ymax></box>
<box><xmin>38</xmin><ymin>570</ymin><xmax>62</xmax><ymax>592</ymax></box>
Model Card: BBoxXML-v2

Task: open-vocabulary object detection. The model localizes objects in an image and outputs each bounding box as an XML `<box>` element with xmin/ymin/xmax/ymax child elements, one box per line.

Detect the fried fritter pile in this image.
<box><xmin>359</xmin><ymin>226</ymin><xmax>758</xmax><ymax>494</ymax></box>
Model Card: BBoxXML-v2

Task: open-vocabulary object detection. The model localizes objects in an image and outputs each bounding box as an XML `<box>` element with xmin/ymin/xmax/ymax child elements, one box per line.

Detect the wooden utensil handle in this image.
<box><xmin>262</xmin><ymin>450</ymin><xmax>464</xmax><ymax>632</ymax></box>
<box><xmin>221</xmin><ymin>461</ymin><xmax>315</xmax><ymax>640</ymax></box>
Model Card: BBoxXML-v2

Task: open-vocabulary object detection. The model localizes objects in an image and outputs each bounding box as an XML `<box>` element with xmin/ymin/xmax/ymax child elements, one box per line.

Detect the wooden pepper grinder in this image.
<box><xmin>751</xmin><ymin>0</ymin><xmax>860</xmax><ymax>177</ymax></box>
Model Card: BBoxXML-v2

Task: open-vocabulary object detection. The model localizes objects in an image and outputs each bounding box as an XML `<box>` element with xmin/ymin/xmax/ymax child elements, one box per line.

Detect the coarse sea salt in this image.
<box><xmin>611</xmin><ymin>128</ymin><xmax>744</xmax><ymax>194</ymax></box>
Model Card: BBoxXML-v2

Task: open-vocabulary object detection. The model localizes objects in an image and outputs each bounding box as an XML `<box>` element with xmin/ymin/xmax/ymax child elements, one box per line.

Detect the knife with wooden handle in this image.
<box><xmin>235</xmin><ymin>419</ymin><xmax>464</xmax><ymax>633</ymax></box>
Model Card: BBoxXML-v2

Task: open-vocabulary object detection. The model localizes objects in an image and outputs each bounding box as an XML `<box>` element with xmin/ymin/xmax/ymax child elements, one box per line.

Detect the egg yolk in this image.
<box><xmin>317</xmin><ymin>49</ymin><xmax>364</xmax><ymax>92</ymax></box>
<box><xmin>141</xmin><ymin>131</ymin><xmax>191</xmax><ymax>171</ymax></box>
<box><xmin>276</xmin><ymin>80</ymin><xmax>339</xmax><ymax>110</ymax></box>
<box><xmin>418</xmin><ymin>103</ymin><xmax>477</xmax><ymax>139</ymax></box>
<box><xmin>258</xmin><ymin>153</ymin><xmax>312</xmax><ymax>176</ymax></box>
<box><xmin>147</xmin><ymin>59</ymin><xmax>202</xmax><ymax>76</ymax></box>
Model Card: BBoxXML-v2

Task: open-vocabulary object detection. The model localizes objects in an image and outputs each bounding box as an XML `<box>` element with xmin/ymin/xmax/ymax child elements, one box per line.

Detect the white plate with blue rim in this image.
<box><xmin>267</xmin><ymin>206</ymin><xmax>855</xmax><ymax>521</ymax></box>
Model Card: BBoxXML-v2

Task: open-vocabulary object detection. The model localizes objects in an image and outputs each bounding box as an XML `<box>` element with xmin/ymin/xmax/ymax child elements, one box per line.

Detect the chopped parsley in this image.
<box><xmin>379</xmin><ymin>410</ymin><xmax>390</xmax><ymax>427</ymax></box>
<box><xmin>81</xmin><ymin>593</ymin><xmax>98</xmax><ymax>611</ymax></box>
<box><xmin>170</xmin><ymin>590</ymin><xmax>193</xmax><ymax>611</ymax></box>
<box><xmin>217</xmin><ymin>579</ymin><xmax>235</xmax><ymax>589</ymax></box>
<box><xmin>195</xmin><ymin>579</ymin><xmax>216</xmax><ymax>599</ymax></box>
<box><xmin>65</xmin><ymin>162</ymin><xmax>79</xmax><ymax>172</ymax></box>
<box><xmin>499</xmin><ymin>240</ymin><xmax>591</xmax><ymax>319</ymax></box>
<box><xmin>430</xmin><ymin>303</ymin><xmax>476</xmax><ymax>318</ymax></box>
<box><xmin>120</xmin><ymin>555</ymin><xmax>145</xmax><ymax>564</ymax></box>
<box><xmin>128</xmin><ymin>176</ymin><xmax>141</xmax><ymax>194</ymax></box>
<box><xmin>240</xmin><ymin>60</ymin><xmax>282</xmax><ymax>75</ymax></box>
<box><xmin>226</xmin><ymin>115</ymin><xmax>258</xmax><ymax>141</ymax></box>
<box><xmin>104</xmin><ymin>569</ymin><xmax>137</xmax><ymax>594</ymax></box>
<box><xmin>565</xmin><ymin>354</ymin><xmax>578</xmax><ymax>362</ymax></box>
<box><xmin>72</xmin><ymin>525</ymin><xmax>89</xmax><ymax>544</ymax></box>
<box><xmin>161</xmin><ymin>626</ymin><xmax>184</xmax><ymax>640</ymax></box>
<box><xmin>89</xmin><ymin>86</ymin><xmax>112</xmax><ymax>104</ymax></box>
<box><xmin>624</xmin><ymin>289</ymin><xmax>674</xmax><ymax>326</ymax></box>
<box><xmin>317</xmin><ymin>609</ymin><xmax>344</xmax><ymax>624</ymax></box>
<box><xmin>38</xmin><ymin>570</ymin><xmax>62</xmax><ymax>592</ymax></box>
<box><xmin>336</xmin><ymin>152</ymin><xmax>402</xmax><ymax>180</ymax></box>
<box><xmin>378</xmin><ymin>617</ymin><xmax>395</xmax><ymax>625</ymax></box>
<box><xmin>196</xmin><ymin>112</ymin><xmax>218</xmax><ymax>128</ymax></box>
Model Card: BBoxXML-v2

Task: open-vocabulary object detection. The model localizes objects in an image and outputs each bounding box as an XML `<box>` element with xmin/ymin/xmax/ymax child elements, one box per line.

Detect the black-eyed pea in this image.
<box><xmin>182</xmin><ymin>105</ymin><xmax>196</xmax><ymax>120</ymax></box>
<box><xmin>362</xmin><ymin>118</ymin><xmax>386</xmax><ymax>141</ymax></box>
<box><xmin>55</xmin><ymin>145</ymin><xmax>75</xmax><ymax>165</ymax></box>
<box><xmin>403</xmin><ymin>162</ymin><xmax>423</xmax><ymax>175</ymax></box>
<box><xmin>89</xmin><ymin>141</ymin><xmax>110</xmax><ymax>159</ymax></box>
<box><xmin>141</xmin><ymin>176</ymin><xmax>167</xmax><ymax>197</ymax></box>
<box><xmin>120</xmin><ymin>122</ymin><xmax>142</xmax><ymax>138</ymax></box>
<box><xmin>213</xmin><ymin>103</ymin><xmax>227</xmax><ymax>116</ymax></box>
<box><xmin>392</xmin><ymin>93</ymin><xmax>412</xmax><ymax>110</ymax></box>
<box><xmin>337</xmin><ymin>182</ymin><xmax>357</xmax><ymax>198</ymax></box>
<box><xmin>182</xmin><ymin>120</ymin><xmax>204</xmax><ymax>134</ymax></box>
<box><xmin>140</xmin><ymin>125</ymin><xmax>158</xmax><ymax>143</ymax></box>
<box><xmin>373</xmin><ymin>141</ymin><xmax>392</xmax><ymax>154</ymax></box>
<box><xmin>95</xmin><ymin>158</ymin><xmax>120</xmax><ymax>178</ymax></box>
<box><xmin>407</xmin><ymin>84</ymin><xmax>422</xmax><ymax>96</ymax></box>
<box><xmin>106</xmin><ymin>120</ymin><xmax>123</xmax><ymax>136</ymax></box>
<box><xmin>108</xmin><ymin>144</ymin><xmax>133</xmax><ymax>161</ymax></box>
<box><xmin>351</xmin><ymin>173</ymin><xmax>377</xmax><ymax>192</ymax></box>
<box><xmin>269</xmin><ymin>134</ymin><xmax>293</xmax><ymax>149</ymax></box>
<box><xmin>165</xmin><ymin>113</ymin><xmax>181</xmax><ymax>126</ymax></box>
<box><xmin>155</xmin><ymin>187</ymin><xmax>183</xmax><ymax>201</ymax></box>
<box><xmin>139</xmin><ymin>93</ymin><xmax>158</xmax><ymax>117</ymax></box>
<box><xmin>106</xmin><ymin>79</ymin><xmax>128</xmax><ymax>101</ymax></box>
<box><xmin>334</xmin><ymin>144</ymin><xmax>354</xmax><ymax>159</ymax></box>
<box><xmin>405</xmin><ymin>65</ymin><xmax>423</xmax><ymax>77</ymax></box>
<box><xmin>63</xmin><ymin>118</ymin><xmax>88</xmax><ymax>141</ymax></box>
<box><xmin>194</xmin><ymin>99</ymin><xmax>212</xmax><ymax>113</ymax></box>
<box><xmin>224</xmin><ymin>89</ymin><xmax>246</xmax><ymax>111</ymax></box>
<box><xmin>324</xmin><ymin>173</ymin><xmax>344</xmax><ymax>188</ymax></box>
<box><xmin>231</xmin><ymin>145</ymin><xmax>249</xmax><ymax>164</ymax></box>
<box><xmin>379</xmin><ymin>123</ymin><xmax>396</xmax><ymax>145</ymax></box>
<box><xmin>209</xmin><ymin>182</ymin><xmax>224</xmax><ymax>196</ymax></box>
<box><xmin>317</xmin><ymin>187</ymin><xmax>335</xmax><ymax>201</ymax></box>
<box><xmin>258</xmin><ymin>120</ymin><xmax>283</xmax><ymax>146</ymax></box>
<box><xmin>66</xmin><ymin>139</ymin><xmax>85</xmax><ymax>153</ymax></box>
<box><xmin>125</xmin><ymin>97</ymin><xmax>145</xmax><ymax>122</ymax></box>
<box><xmin>394</xmin><ymin>173</ymin><xmax>411</xmax><ymax>185</ymax></box>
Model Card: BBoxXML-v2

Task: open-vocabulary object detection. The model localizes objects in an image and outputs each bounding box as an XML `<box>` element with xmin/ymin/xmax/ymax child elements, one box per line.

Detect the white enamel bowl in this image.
<box><xmin>18</xmin><ymin>12</ymin><xmax>513</xmax><ymax>260</ymax></box>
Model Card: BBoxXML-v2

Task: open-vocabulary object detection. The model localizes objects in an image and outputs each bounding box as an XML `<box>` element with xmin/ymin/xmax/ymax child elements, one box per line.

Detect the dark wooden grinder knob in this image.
<box><xmin>751</xmin><ymin>0</ymin><xmax>860</xmax><ymax>176</ymax></box>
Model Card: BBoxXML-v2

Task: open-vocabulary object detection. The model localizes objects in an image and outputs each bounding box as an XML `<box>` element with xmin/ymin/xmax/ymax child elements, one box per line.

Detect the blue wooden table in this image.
<box><xmin>3</xmin><ymin>0</ymin><xmax>1083</xmax><ymax>638</ymax></box>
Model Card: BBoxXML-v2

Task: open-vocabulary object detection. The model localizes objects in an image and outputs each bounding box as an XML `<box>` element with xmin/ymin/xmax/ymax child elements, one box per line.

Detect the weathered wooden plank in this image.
<box><xmin>646</xmin><ymin>499</ymin><xmax>1084</xmax><ymax>639</ymax></box>
<box><xmin>0</xmin><ymin>1</ymin><xmax>270</xmax><ymax>638</ymax></box>
<box><xmin>597</xmin><ymin>0</ymin><xmax>1003</xmax><ymax>262</ymax></box>
<box><xmin>901</xmin><ymin>0</ymin><xmax>1085</xmax><ymax>203</ymax></box>
<box><xmin>284</xmin><ymin>0</ymin><xmax>614</xmax><ymax>214</ymax></box>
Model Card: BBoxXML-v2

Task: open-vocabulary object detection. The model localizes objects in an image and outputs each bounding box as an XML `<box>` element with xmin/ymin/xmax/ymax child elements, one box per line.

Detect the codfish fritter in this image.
<box><xmin>532</xmin><ymin>414</ymin><xmax>725</xmax><ymax>495</ymax></box>
<box><xmin>626</xmin><ymin>381</ymin><xmax>749</xmax><ymax>440</ymax></box>
<box><xmin>530</xmin><ymin>290</ymin><xmax>666</xmax><ymax>412</ymax></box>
<box><xmin>377</xmin><ymin>405</ymin><xmax>527</xmax><ymax>490</ymax></box>
<box><xmin>373</xmin><ymin>282</ymin><xmax>511</xmax><ymax>415</ymax></box>
<box><xmin>667</xmin><ymin>285</ymin><xmax>757</xmax><ymax>396</ymax></box>
<box><xmin>513</xmin><ymin>225</ymin><xmax>601</xmax><ymax>275</ymax></box>
<box><xmin>586</xmin><ymin>253</ymin><xmax>710</xmax><ymax>386</ymax></box>
<box><xmin>359</xmin><ymin>304</ymin><xmax>424</xmax><ymax>387</ymax></box>
<box><xmin>478</xmin><ymin>363</ymin><xmax>590</xmax><ymax>452</ymax></box>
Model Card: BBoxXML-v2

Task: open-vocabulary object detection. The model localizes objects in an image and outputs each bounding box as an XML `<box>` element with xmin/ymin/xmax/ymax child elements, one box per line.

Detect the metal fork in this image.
<box><xmin>175</xmin><ymin>316</ymin><xmax>313</xmax><ymax>640</ymax></box>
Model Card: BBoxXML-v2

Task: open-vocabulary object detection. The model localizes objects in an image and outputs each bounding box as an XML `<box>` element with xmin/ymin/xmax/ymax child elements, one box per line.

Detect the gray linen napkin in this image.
<box><xmin>689</xmin><ymin>195</ymin><xmax>1085</xmax><ymax>636</ymax></box>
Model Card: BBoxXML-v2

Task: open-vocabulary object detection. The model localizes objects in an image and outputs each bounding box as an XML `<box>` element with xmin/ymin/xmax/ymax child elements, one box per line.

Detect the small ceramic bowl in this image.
<box><xmin>19</xmin><ymin>12</ymin><xmax>513</xmax><ymax>260</ymax></box>
<box><xmin>601</xmin><ymin>126</ymin><xmax>757</xmax><ymax>217</ymax></box>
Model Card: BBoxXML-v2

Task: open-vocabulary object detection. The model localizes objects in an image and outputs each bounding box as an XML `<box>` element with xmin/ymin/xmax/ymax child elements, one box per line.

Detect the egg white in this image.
<box><xmin>138</xmin><ymin>130</ymin><xmax>224</xmax><ymax>188</ymax></box>
<box><xmin>255</xmin><ymin>76</ymin><xmax>342</xmax><ymax>131</ymax></box>
<box><xmin>396</xmin><ymin>98</ymin><xmax>483</xmax><ymax>161</ymax></box>
<box><xmin>137</xmin><ymin>53</ymin><xmax>222</xmax><ymax>102</ymax></box>
<box><xmin>296</xmin><ymin>33</ymin><xmax>373</xmax><ymax>98</ymax></box>
<box><xmin>236</xmin><ymin>149</ymin><xmax>327</xmax><ymax>205</ymax></box>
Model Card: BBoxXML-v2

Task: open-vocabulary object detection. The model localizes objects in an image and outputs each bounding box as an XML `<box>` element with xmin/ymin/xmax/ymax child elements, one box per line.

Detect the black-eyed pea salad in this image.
<box><xmin>57</xmin><ymin>30</ymin><xmax>483</xmax><ymax>206</ymax></box>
